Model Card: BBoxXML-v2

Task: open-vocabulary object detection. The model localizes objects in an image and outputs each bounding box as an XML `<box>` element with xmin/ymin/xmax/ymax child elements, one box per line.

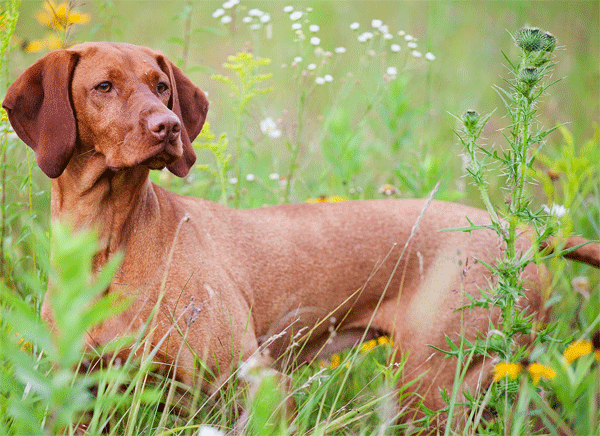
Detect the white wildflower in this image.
<box><xmin>309</xmin><ymin>24</ymin><xmax>320</xmax><ymax>32</ymax></box>
<box><xmin>358</xmin><ymin>31</ymin><xmax>373</xmax><ymax>43</ymax></box>
<box><xmin>260</xmin><ymin>117</ymin><xmax>282</xmax><ymax>139</ymax></box>
<box><xmin>269</xmin><ymin>173</ymin><xmax>280</xmax><ymax>180</ymax></box>
<box><xmin>228</xmin><ymin>177</ymin><xmax>238</xmax><ymax>184</ymax></box>
<box><xmin>290</xmin><ymin>11</ymin><xmax>303</xmax><ymax>20</ymax></box>
<box><xmin>542</xmin><ymin>203</ymin><xmax>568</xmax><ymax>218</ymax></box>
<box><xmin>248</xmin><ymin>8</ymin><xmax>263</xmax><ymax>16</ymax></box>
<box><xmin>221</xmin><ymin>15</ymin><xmax>232</xmax><ymax>24</ymax></box>
<box><xmin>315</xmin><ymin>77</ymin><xmax>326</xmax><ymax>85</ymax></box>
<box><xmin>383</xmin><ymin>33</ymin><xmax>393</xmax><ymax>40</ymax></box>
<box><xmin>379</xmin><ymin>24</ymin><xmax>389</xmax><ymax>33</ymax></box>
<box><xmin>292</xmin><ymin>22</ymin><xmax>301</xmax><ymax>30</ymax></box>
<box><xmin>250</xmin><ymin>23</ymin><xmax>261</xmax><ymax>30</ymax></box>
<box><xmin>350</xmin><ymin>22</ymin><xmax>360</xmax><ymax>30</ymax></box>
<box><xmin>310</xmin><ymin>36</ymin><xmax>320</xmax><ymax>46</ymax></box>
<box><xmin>335</xmin><ymin>46</ymin><xmax>346</xmax><ymax>53</ymax></box>
<box><xmin>425</xmin><ymin>52</ymin><xmax>436</xmax><ymax>61</ymax></box>
<box><xmin>212</xmin><ymin>8</ymin><xmax>225</xmax><ymax>18</ymax></box>
<box><xmin>386</xmin><ymin>66</ymin><xmax>397</xmax><ymax>76</ymax></box>
<box><xmin>371</xmin><ymin>19</ymin><xmax>382</xmax><ymax>28</ymax></box>
<box><xmin>307</xmin><ymin>63</ymin><xmax>316</xmax><ymax>70</ymax></box>
<box><xmin>411</xmin><ymin>50</ymin><xmax>422</xmax><ymax>57</ymax></box>
<box><xmin>242</xmin><ymin>16</ymin><xmax>252</xmax><ymax>23</ymax></box>
<box><xmin>407</xmin><ymin>41</ymin><xmax>418</xmax><ymax>49</ymax></box>
<box><xmin>260</xmin><ymin>13</ymin><xmax>271</xmax><ymax>23</ymax></box>
<box><xmin>404</xmin><ymin>34</ymin><xmax>414</xmax><ymax>41</ymax></box>
<box><xmin>324</xmin><ymin>74</ymin><xmax>333</xmax><ymax>82</ymax></box>
<box><xmin>294</xmin><ymin>56</ymin><xmax>303</xmax><ymax>63</ymax></box>
<box><xmin>390</xmin><ymin>44</ymin><xmax>401</xmax><ymax>52</ymax></box>
<box><xmin>306</xmin><ymin>7</ymin><xmax>313</xmax><ymax>12</ymax></box>
<box><xmin>222</xmin><ymin>1</ymin><xmax>235</xmax><ymax>9</ymax></box>
<box><xmin>197</xmin><ymin>425</ymin><xmax>226</xmax><ymax>436</ymax></box>
<box><xmin>283</xmin><ymin>5</ymin><xmax>294</xmax><ymax>13</ymax></box>
<box><xmin>398</xmin><ymin>30</ymin><xmax>406</xmax><ymax>36</ymax></box>
<box><xmin>246</xmin><ymin>174</ymin><xmax>255</xmax><ymax>182</ymax></box>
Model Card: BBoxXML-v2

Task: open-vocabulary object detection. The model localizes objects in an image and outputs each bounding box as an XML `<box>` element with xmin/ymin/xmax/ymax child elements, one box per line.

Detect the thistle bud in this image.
<box><xmin>517</xmin><ymin>67</ymin><xmax>541</xmax><ymax>95</ymax></box>
<box><xmin>541</xmin><ymin>31</ymin><xmax>556</xmax><ymax>52</ymax></box>
<box><xmin>462</xmin><ymin>110</ymin><xmax>480</xmax><ymax>133</ymax></box>
<box><xmin>515</xmin><ymin>28</ymin><xmax>544</xmax><ymax>53</ymax></box>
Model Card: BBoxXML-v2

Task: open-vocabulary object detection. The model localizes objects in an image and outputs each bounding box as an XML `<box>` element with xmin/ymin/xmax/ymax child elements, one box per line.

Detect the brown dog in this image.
<box><xmin>3</xmin><ymin>42</ymin><xmax>599</xmax><ymax>427</ymax></box>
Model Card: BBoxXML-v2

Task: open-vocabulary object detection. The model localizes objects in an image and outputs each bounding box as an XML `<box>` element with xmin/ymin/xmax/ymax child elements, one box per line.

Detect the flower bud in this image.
<box><xmin>462</xmin><ymin>110</ymin><xmax>480</xmax><ymax>132</ymax></box>
<box><xmin>515</xmin><ymin>28</ymin><xmax>543</xmax><ymax>53</ymax></box>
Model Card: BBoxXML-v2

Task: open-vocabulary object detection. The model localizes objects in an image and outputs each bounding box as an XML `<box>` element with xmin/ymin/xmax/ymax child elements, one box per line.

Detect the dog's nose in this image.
<box><xmin>147</xmin><ymin>113</ymin><xmax>181</xmax><ymax>142</ymax></box>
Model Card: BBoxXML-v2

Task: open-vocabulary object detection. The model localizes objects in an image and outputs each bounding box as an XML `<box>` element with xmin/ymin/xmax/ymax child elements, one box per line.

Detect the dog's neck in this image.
<box><xmin>51</xmin><ymin>152</ymin><xmax>160</xmax><ymax>267</ymax></box>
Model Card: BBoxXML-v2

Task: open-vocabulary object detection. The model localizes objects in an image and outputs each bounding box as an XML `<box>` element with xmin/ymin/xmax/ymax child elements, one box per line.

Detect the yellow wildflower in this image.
<box><xmin>25</xmin><ymin>33</ymin><xmax>63</xmax><ymax>53</ymax></box>
<box><xmin>563</xmin><ymin>340</ymin><xmax>593</xmax><ymax>364</ymax></box>
<box><xmin>35</xmin><ymin>1</ymin><xmax>90</xmax><ymax>31</ymax></box>
<box><xmin>493</xmin><ymin>362</ymin><xmax>522</xmax><ymax>381</ymax></box>
<box><xmin>306</xmin><ymin>195</ymin><xmax>347</xmax><ymax>203</ymax></box>
<box><xmin>377</xmin><ymin>335</ymin><xmax>393</xmax><ymax>346</ymax></box>
<box><xmin>525</xmin><ymin>362</ymin><xmax>556</xmax><ymax>385</ymax></box>
<box><xmin>330</xmin><ymin>354</ymin><xmax>341</xmax><ymax>369</ymax></box>
<box><xmin>359</xmin><ymin>339</ymin><xmax>377</xmax><ymax>354</ymax></box>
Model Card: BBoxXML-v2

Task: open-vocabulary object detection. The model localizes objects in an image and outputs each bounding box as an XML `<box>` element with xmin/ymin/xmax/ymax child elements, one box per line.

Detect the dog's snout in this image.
<box><xmin>147</xmin><ymin>113</ymin><xmax>181</xmax><ymax>142</ymax></box>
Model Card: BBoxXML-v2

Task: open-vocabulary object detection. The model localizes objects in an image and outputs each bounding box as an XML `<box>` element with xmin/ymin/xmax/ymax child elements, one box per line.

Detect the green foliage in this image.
<box><xmin>194</xmin><ymin>122</ymin><xmax>231</xmax><ymax>206</ymax></box>
<box><xmin>0</xmin><ymin>222</ymin><xmax>125</xmax><ymax>434</ymax></box>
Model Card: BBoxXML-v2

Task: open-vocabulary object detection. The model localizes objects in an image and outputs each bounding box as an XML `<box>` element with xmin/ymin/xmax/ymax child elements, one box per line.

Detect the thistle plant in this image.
<box><xmin>451</xmin><ymin>27</ymin><xmax>568</xmax><ymax>430</ymax></box>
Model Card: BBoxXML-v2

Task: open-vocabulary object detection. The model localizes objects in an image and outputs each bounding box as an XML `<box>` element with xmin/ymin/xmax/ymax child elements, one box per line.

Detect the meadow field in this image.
<box><xmin>1</xmin><ymin>1</ymin><xmax>599</xmax><ymax>434</ymax></box>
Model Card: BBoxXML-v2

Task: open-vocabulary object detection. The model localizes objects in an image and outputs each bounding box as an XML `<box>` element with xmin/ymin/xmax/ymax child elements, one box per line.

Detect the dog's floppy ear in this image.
<box><xmin>2</xmin><ymin>50</ymin><xmax>79</xmax><ymax>179</ymax></box>
<box><xmin>156</xmin><ymin>56</ymin><xmax>209</xmax><ymax>178</ymax></box>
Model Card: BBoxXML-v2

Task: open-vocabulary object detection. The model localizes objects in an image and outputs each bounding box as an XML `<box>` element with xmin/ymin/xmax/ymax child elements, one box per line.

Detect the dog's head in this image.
<box><xmin>2</xmin><ymin>42</ymin><xmax>208</xmax><ymax>178</ymax></box>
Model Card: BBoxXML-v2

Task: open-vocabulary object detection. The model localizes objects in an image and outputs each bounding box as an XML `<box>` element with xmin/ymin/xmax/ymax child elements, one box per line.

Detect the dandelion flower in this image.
<box><xmin>425</xmin><ymin>52</ymin><xmax>436</xmax><ymax>61</ymax></box>
<box><xmin>310</xmin><ymin>36</ymin><xmax>321</xmax><ymax>46</ymax></box>
<box><xmin>309</xmin><ymin>24</ymin><xmax>320</xmax><ymax>32</ymax></box>
<box><xmin>563</xmin><ymin>340</ymin><xmax>593</xmax><ymax>364</ymax></box>
<box><xmin>493</xmin><ymin>362</ymin><xmax>523</xmax><ymax>381</ymax></box>
<box><xmin>289</xmin><ymin>11</ymin><xmax>303</xmax><ymax>21</ymax></box>
<box><xmin>350</xmin><ymin>22</ymin><xmax>360</xmax><ymax>30</ymax></box>
<box><xmin>525</xmin><ymin>362</ymin><xmax>556</xmax><ymax>385</ymax></box>
<box><xmin>260</xmin><ymin>117</ymin><xmax>282</xmax><ymax>139</ymax></box>
<box><xmin>391</xmin><ymin>44</ymin><xmax>401</xmax><ymax>52</ymax></box>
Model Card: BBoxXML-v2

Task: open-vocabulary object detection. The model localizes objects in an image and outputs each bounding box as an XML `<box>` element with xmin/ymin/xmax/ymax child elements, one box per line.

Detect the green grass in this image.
<box><xmin>1</xmin><ymin>1</ymin><xmax>599</xmax><ymax>435</ymax></box>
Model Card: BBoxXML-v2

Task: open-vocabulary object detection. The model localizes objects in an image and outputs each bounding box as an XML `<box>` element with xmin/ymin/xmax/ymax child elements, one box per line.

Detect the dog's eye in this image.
<box><xmin>95</xmin><ymin>81</ymin><xmax>112</xmax><ymax>93</ymax></box>
<box><xmin>157</xmin><ymin>82</ymin><xmax>168</xmax><ymax>93</ymax></box>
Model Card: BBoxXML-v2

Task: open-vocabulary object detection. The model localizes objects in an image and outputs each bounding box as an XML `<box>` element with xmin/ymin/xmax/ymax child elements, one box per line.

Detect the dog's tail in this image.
<box><xmin>541</xmin><ymin>236</ymin><xmax>600</xmax><ymax>268</ymax></box>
